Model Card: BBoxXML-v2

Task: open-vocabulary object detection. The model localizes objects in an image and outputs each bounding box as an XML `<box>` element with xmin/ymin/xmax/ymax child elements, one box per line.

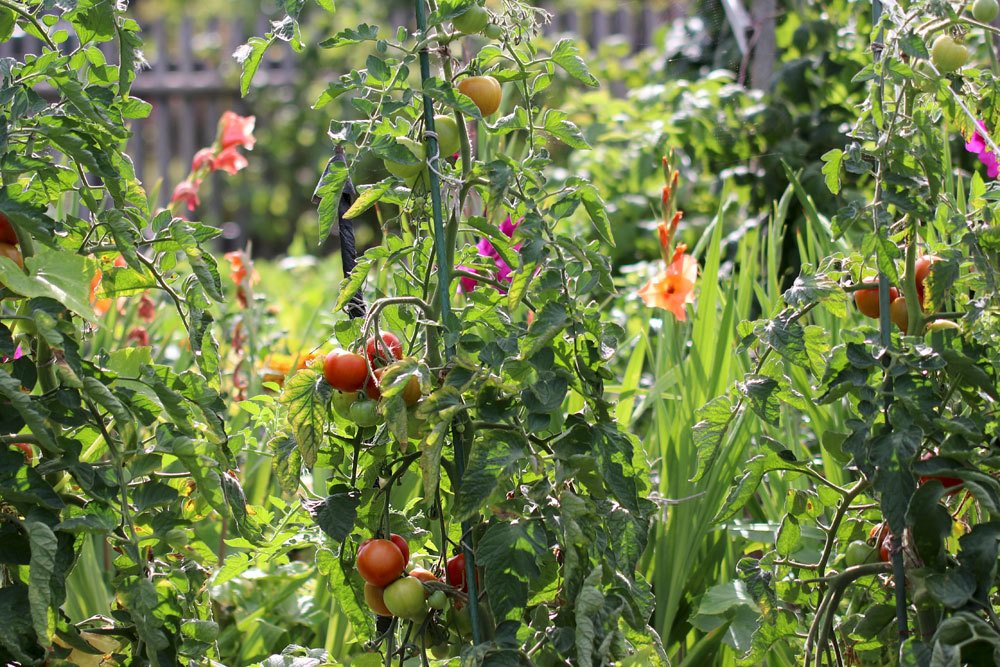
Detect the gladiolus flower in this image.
<box><xmin>192</xmin><ymin>148</ymin><xmax>216</xmax><ymax>172</ymax></box>
<box><xmin>219</xmin><ymin>111</ymin><xmax>256</xmax><ymax>150</ymax></box>
<box><xmin>213</xmin><ymin>145</ymin><xmax>249</xmax><ymax>175</ymax></box>
<box><xmin>170</xmin><ymin>179</ymin><xmax>201</xmax><ymax>212</ymax></box>
<box><xmin>965</xmin><ymin>120</ymin><xmax>999</xmax><ymax>179</ymax></box>
<box><xmin>137</xmin><ymin>293</ymin><xmax>156</xmax><ymax>322</ymax></box>
<box><xmin>127</xmin><ymin>327</ymin><xmax>150</xmax><ymax>347</ymax></box>
<box><xmin>638</xmin><ymin>244</ymin><xmax>698</xmax><ymax>321</ymax></box>
<box><xmin>457</xmin><ymin>265</ymin><xmax>480</xmax><ymax>293</ymax></box>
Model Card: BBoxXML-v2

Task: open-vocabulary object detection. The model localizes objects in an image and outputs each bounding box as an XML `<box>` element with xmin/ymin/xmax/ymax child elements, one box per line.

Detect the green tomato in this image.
<box><xmin>433</xmin><ymin>114</ymin><xmax>461</xmax><ymax>157</ymax></box>
<box><xmin>447</xmin><ymin>602</ymin><xmax>494</xmax><ymax>640</ymax></box>
<box><xmin>430</xmin><ymin>643</ymin><xmax>450</xmax><ymax>659</ymax></box>
<box><xmin>845</xmin><ymin>540</ymin><xmax>877</xmax><ymax>567</ymax></box>
<box><xmin>453</xmin><ymin>5</ymin><xmax>489</xmax><ymax>34</ymax></box>
<box><xmin>484</xmin><ymin>23</ymin><xmax>503</xmax><ymax>40</ymax></box>
<box><xmin>384</xmin><ymin>136</ymin><xmax>426</xmax><ymax>180</ymax></box>
<box><xmin>930</xmin><ymin>34</ymin><xmax>969</xmax><ymax>73</ymax></box>
<box><xmin>383</xmin><ymin>576</ymin><xmax>427</xmax><ymax>620</ymax></box>
<box><xmin>349</xmin><ymin>400</ymin><xmax>380</xmax><ymax>427</ymax></box>
<box><xmin>331</xmin><ymin>390</ymin><xmax>358</xmax><ymax>418</ymax></box>
<box><xmin>974</xmin><ymin>0</ymin><xmax>1000</xmax><ymax>22</ymax></box>
<box><xmin>427</xmin><ymin>590</ymin><xmax>448</xmax><ymax>611</ymax></box>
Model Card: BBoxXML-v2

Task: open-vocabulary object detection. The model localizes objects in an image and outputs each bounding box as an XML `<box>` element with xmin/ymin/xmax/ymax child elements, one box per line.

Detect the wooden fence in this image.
<box><xmin>0</xmin><ymin>2</ymin><xmax>687</xmax><ymax>217</ymax></box>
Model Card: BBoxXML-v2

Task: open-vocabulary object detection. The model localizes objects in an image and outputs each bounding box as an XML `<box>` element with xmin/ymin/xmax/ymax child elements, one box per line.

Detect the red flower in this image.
<box><xmin>638</xmin><ymin>244</ymin><xmax>698</xmax><ymax>321</ymax></box>
<box><xmin>213</xmin><ymin>145</ymin><xmax>249</xmax><ymax>175</ymax></box>
<box><xmin>192</xmin><ymin>148</ymin><xmax>216</xmax><ymax>172</ymax></box>
<box><xmin>219</xmin><ymin>111</ymin><xmax>256</xmax><ymax>150</ymax></box>
<box><xmin>127</xmin><ymin>327</ymin><xmax>150</xmax><ymax>347</ymax></box>
<box><xmin>137</xmin><ymin>293</ymin><xmax>156</xmax><ymax>322</ymax></box>
<box><xmin>170</xmin><ymin>179</ymin><xmax>201</xmax><ymax>212</ymax></box>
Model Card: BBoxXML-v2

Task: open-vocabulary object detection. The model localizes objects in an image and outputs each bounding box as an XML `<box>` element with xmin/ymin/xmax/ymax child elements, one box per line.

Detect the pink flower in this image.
<box><xmin>219</xmin><ymin>111</ymin><xmax>256</xmax><ymax>150</ymax></box>
<box><xmin>638</xmin><ymin>244</ymin><xmax>698</xmax><ymax>321</ymax></box>
<box><xmin>192</xmin><ymin>148</ymin><xmax>216</xmax><ymax>172</ymax></box>
<box><xmin>457</xmin><ymin>265</ymin><xmax>480</xmax><ymax>293</ymax></box>
<box><xmin>170</xmin><ymin>179</ymin><xmax>201</xmax><ymax>212</ymax></box>
<box><xmin>965</xmin><ymin>120</ymin><xmax>998</xmax><ymax>180</ymax></box>
<box><xmin>212</xmin><ymin>145</ymin><xmax>249</xmax><ymax>175</ymax></box>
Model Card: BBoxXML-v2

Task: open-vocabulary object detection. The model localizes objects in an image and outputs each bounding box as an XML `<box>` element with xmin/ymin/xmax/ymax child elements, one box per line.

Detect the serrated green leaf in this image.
<box><xmin>551</xmin><ymin>39</ymin><xmax>599</xmax><ymax>88</ymax></box>
<box><xmin>280</xmin><ymin>369</ymin><xmax>331</xmax><ymax>467</ymax></box>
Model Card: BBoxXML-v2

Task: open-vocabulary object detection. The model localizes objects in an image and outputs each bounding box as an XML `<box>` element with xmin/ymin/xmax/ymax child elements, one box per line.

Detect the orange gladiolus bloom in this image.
<box><xmin>638</xmin><ymin>244</ymin><xmax>698</xmax><ymax>321</ymax></box>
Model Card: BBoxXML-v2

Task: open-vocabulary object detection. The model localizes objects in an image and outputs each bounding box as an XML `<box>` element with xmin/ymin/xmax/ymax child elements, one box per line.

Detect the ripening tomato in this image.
<box><xmin>366</xmin><ymin>332</ymin><xmax>403</xmax><ymax>365</ymax></box>
<box><xmin>323</xmin><ymin>350</ymin><xmax>368</xmax><ymax>392</ymax></box>
<box><xmin>402</xmin><ymin>376</ymin><xmax>421</xmax><ymax>406</ymax></box>
<box><xmin>408</xmin><ymin>567</ymin><xmax>439</xmax><ymax>594</ymax></box>
<box><xmin>868</xmin><ymin>524</ymin><xmax>892</xmax><ymax>562</ymax></box>
<box><xmin>914</xmin><ymin>254</ymin><xmax>941</xmax><ymax>307</ymax></box>
<box><xmin>0</xmin><ymin>213</ymin><xmax>17</xmax><ymax>245</ymax></box>
<box><xmin>854</xmin><ymin>287</ymin><xmax>898</xmax><ymax>319</ymax></box>
<box><xmin>433</xmin><ymin>115</ymin><xmax>461</xmax><ymax>157</ymax></box>
<box><xmin>357</xmin><ymin>538</ymin><xmax>406</xmax><ymax>587</ymax></box>
<box><xmin>445</xmin><ymin>552</ymin><xmax>478</xmax><ymax>593</ymax></box>
<box><xmin>845</xmin><ymin>540</ymin><xmax>877</xmax><ymax>567</ymax></box>
<box><xmin>364</xmin><ymin>583</ymin><xmax>393</xmax><ymax>617</ymax></box>
<box><xmin>349</xmin><ymin>399</ymin><xmax>380</xmax><ymax>427</ymax></box>
<box><xmin>383</xmin><ymin>576</ymin><xmax>428</xmax><ymax>620</ymax></box>
<box><xmin>973</xmin><ymin>0</ymin><xmax>999</xmax><ymax>23</ymax></box>
<box><xmin>0</xmin><ymin>242</ymin><xmax>23</xmax><ymax>269</ymax></box>
<box><xmin>453</xmin><ymin>5</ymin><xmax>489</xmax><ymax>34</ymax></box>
<box><xmin>384</xmin><ymin>137</ymin><xmax>426</xmax><ymax>180</ymax></box>
<box><xmin>925</xmin><ymin>319</ymin><xmax>960</xmax><ymax>332</ymax></box>
<box><xmin>890</xmin><ymin>296</ymin><xmax>909</xmax><ymax>332</ymax></box>
<box><xmin>458</xmin><ymin>76</ymin><xmax>502</xmax><ymax>116</ymax></box>
<box><xmin>331</xmin><ymin>389</ymin><xmax>358</xmax><ymax>417</ymax></box>
<box><xmin>930</xmin><ymin>34</ymin><xmax>969</xmax><ymax>73</ymax></box>
<box><xmin>427</xmin><ymin>590</ymin><xmax>448</xmax><ymax>611</ymax></box>
<box><xmin>390</xmin><ymin>533</ymin><xmax>410</xmax><ymax>566</ymax></box>
<box><xmin>364</xmin><ymin>368</ymin><xmax>383</xmax><ymax>401</ymax></box>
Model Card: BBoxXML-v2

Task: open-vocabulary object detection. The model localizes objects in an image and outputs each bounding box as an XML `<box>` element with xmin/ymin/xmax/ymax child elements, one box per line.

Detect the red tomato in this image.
<box><xmin>364</xmin><ymin>583</ymin><xmax>393</xmax><ymax>617</ymax></box>
<box><xmin>0</xmin><ymin>242</ymin><xmax>23</xmax><ymax>269</ymax></box>
<box><xmin>854</xmin><ymin>286</ymin><xmax>898</xmax><ymax>319</ymax></box>
<box><xmin>323</xmin><ymin>350</ymin><xmax>368</xmax><ymax>392</ymax></box>
<box><xmin>890</xmin><ymin>296</ymin><xmax>909</xmax><ymax>331</ymax></box>
<box><xmin>0</xmin><ymin>212</ymin><xmax>17</xmax><ymax>245</ymax></box>
<box><xmin>914</xmin><ymin>254</ymin><xmax>941</xmax><ymax>307</ymax></box>
<box><xmin>390</xmin><ymin>533</ymin><xmax>410</xmax><ymax>566</ymax></box>
<box><xmin>356</xmin><ymin>538</ymin><xmax>406</xmax><ymax>587</ymax></box>
<box><xmin>10</xmin><ymin>442</ymin><xmax>32</xmax><ymax>463</ymax></box>
<box><xmin>868</xmin><ymin>524</ymin><xmax>892</xmax><ymax>562</ymax></box>
<box><xmin>919</xmin><ymin>452</ymin><xmax>962</xmax><ymax>493</ymax></box>
<box><xmin>458</xmin><ymin>76</ymin><xmax>502</xmax><ymax>116</ymax></box>
<box><xmin>365</xmin><ymin>368</ymin><xmax>384</xmax><ymax>401</ymax></box>
<box><xmin>446</xmin><ymin>552</ymin><xmax>478</xmax><ymax>593</ymax></box>
<box><xmin>366</xmin><ymin>332</ymin><xmax>402</xmax><ymax>366</ymax></box>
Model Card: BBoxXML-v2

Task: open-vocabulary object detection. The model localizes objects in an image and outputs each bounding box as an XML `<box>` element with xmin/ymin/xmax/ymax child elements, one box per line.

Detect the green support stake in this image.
<box><xmin>413</xmin><ymin>0</ymin><xmax>484</xmax><ymax>645</ymax></box>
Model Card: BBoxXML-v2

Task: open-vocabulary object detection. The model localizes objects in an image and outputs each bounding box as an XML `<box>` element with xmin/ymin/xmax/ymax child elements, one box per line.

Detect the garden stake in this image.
<box><xmin>314</xmin><ymin>144</ymin><xmax>366</xmax><ymax>319</ymax></box>
<box><xmin>872</xmin><ymin>0</ymin><xmax>909</xmax><ymax>645</ymax></box>
<box><xmin>413</xmin><ymin>0</ymin><xmax>483</xmax><ymax>645</ymax></box>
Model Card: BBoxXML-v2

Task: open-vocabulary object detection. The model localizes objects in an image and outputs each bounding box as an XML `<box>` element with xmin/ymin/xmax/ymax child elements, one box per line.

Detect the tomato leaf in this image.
<box><xmin>0</xmin><ymin>250</ymin><xmax>97</xmax><ymax>323</ymax></box>
<box><xmin>453</xmin><ymin>430</ymin><xmax>527</xmax><ymax>521</ymax></box>
<box><xmin>234</xmin><ymin>36</ymin><xmax>273</xmax><ymax>97</ymax></box>
<box><xmin>269</xmin><ymin>434</ymin><xmax>302</xmax><ymax>495</ymax></box>
<box><xmin>305</xmin><ymin>486</ymin><xmax>361</xmax><ymax>542</ymax></box>
<box><xmin>343</xmin><ymin>178</ymin><xmax>392</xmax><ymax>219</ymax></box>
<box><xmin>551</xmin><ymin>39</ymin><xmax>599</xmax><ymax>88</ymax></box>
<box><xmin>578</xmin><ymin>184</ymin><xmax>613</xmax><ymax>246</ymax></box>
<box><xmin>27</xmin><ymin>521</ymin><xmax>57</xmax><ymax>648</ymax></box>
<box><xmin>281</xmin><ymin>368</ymin><xmax>331</xmax><ymax>468</ymax></box>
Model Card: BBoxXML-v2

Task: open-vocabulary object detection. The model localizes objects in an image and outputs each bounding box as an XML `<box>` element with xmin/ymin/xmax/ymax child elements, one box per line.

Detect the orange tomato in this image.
<box><xmin>458</xmin><ymin>76</ymin><xmax>502</xmax><ymax>116</ymax></box>
<box><xmin>0</xmin><ymin>242</ymin><xmax>23</xmax><ymax>269</ymax></box>
<box><xmin>854</xmin><ymin>287</ymin><xmax>898</xmax><ymax>319</ymax></box>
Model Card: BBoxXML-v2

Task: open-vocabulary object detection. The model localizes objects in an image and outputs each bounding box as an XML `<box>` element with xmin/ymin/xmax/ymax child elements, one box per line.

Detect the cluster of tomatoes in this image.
<box><xmin>382</xmin><ymin>3</ymin><xmax>503</xmax><ymax>188</ymax></box>
<box><xmin>853</xmin><ymin>254</ymin><xmax>958</xmax><ymax>332</ymax></box>
<box><xmin>323</xmin><ymin>332</ymin><xmax>421</xmax><ymax>427</ymax></box>
<box><xmin>356</xmin><ymin>535</ymin><xmax>488</xmax><ymax>656</ymax></box>
<box><xmin>924</xmin><ymin>0</ymin><xmax>998</xmax><ymax>74</ymax></box>
<box><xmin>0</xmin><ymin>212</ymin><xmax>24</xmax><ymax>271</ymax></box>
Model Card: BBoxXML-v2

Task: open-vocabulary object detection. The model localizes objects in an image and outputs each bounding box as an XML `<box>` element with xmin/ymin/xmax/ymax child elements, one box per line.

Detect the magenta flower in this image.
<box><xmin>965</xmin><ymin>120</ymin><xmax>999</xmax><ymax>179</ymax></box>
<box><xmin>459</xmin><ymin>216</ymin><xmax>523</xmax><ymax>294</ymax></box>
